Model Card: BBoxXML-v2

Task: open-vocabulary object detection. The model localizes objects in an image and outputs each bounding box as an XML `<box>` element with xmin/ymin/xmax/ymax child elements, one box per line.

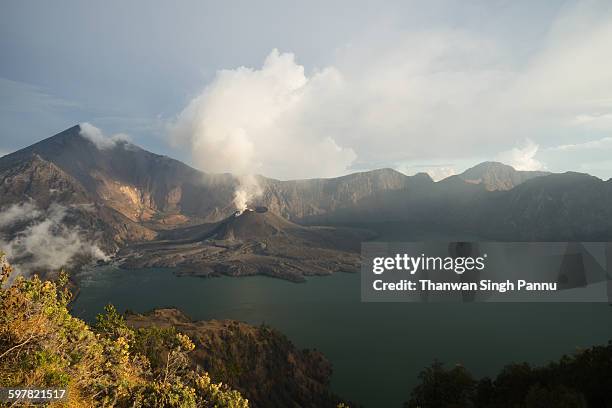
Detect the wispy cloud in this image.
<box><xmin>0</xmin><ymin>77</ymin><xmax>77</xmax><ymax>114</ymax></box>
<box><xmin>0</xmin><ymin>77</ymin><xmax>81</xmax><ymax>153</ymax></box>
<box><xmin>0</xmin><ymin>202</ymin><xmax>107</xmax><ymax>276</ymax></box>
<box><xmin>548</xmin><ymin>136</ymin><xmax>612</xmax><ymax>152</ymax></box>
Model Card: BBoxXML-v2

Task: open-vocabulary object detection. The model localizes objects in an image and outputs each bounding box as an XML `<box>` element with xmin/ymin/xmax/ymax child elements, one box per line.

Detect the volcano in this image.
<box><xmin>211</xmin><ymin>208</ymin><xmax>299</xmax><ymax>241</ymax></box>
<box><xmin>119</xmin><ymin>209</ymin><xmax>375</xmax><ymax>282</ymax></box>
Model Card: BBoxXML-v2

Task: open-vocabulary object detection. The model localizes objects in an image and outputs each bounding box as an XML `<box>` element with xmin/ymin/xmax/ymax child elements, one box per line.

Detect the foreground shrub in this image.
<box><xmin>0</xmin><ymin>253</ymin><xmax>248</xmax><ymax>407</ymax></box>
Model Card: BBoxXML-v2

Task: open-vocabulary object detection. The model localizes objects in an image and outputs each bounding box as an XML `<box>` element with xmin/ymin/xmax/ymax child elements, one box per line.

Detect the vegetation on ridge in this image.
<box><xmin>0</xmin><ymin>252</ymin><xmax>248</xmax><ymax>407</ymax></box>
<box><xmin>404</xmin><ymin>345</ymin><xmax>612</xmax><ymax>408</ymax></box>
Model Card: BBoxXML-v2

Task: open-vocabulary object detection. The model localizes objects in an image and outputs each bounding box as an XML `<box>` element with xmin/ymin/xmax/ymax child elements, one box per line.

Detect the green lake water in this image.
<box><xmin>72</xmin><ymin>267</ymin><xmax>612</xmax><ymax>407</ymax></box>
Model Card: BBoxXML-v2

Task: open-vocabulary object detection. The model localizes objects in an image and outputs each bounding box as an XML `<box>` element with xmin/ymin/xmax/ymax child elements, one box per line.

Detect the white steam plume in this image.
<box><xmin>232</xmin><ymin>175</ymin><xmax>262</xmax><ymax>213</ymax></box>
<box><xmin>0</xmin><ymin>202</ymin><xmax>108</xmax><ymax>276</ymax></box>
<box><xmin>170</xmin><ymin>49</ymin><xmax>357</xmax><ymax>211</ymax></box>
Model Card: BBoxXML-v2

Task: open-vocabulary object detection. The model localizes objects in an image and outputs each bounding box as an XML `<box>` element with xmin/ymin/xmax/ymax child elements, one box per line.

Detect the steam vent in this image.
<box><xmin>233</xmin><ymin>206</ymin><xmax>268</xmax><ymax>217</ymax></box>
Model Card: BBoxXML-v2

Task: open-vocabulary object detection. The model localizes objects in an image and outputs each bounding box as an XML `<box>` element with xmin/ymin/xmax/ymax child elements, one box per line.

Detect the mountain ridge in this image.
<box><xmin>2</xmin><ymin>124</ymin><xmax>611</xmax><ymax>271</ymax></box>
<box><xmin>1</xmin><ymin>125</ymin><xmax>444</xmax><ymax>226</ymax></box>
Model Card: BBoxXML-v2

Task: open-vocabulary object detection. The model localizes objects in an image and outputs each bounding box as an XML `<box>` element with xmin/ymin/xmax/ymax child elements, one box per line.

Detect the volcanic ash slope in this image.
<box><xmin>119</xmin><ymin>209</ymin><xmax>374</xmax><ymax>282</ymax></box>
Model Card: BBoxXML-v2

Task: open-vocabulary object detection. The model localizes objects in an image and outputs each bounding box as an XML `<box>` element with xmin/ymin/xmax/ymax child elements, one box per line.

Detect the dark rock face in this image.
<box><xmin>0</xmin><ymin>153</ymin><xmax>156</xmax><ymax>255</ymax></box>
<box><xmin>256</xmin><ymin>168</ymin><xmax>424</xmax><ymax>221</ymax></box>
<box><xmin>126</xmin><ymin>308</ymin><xmax>345</xmax><ymax>408</ymax></box>
<box><xmin>0</xmin><ymin>154</ymin><xmax>90</xmax><ymax>207</ymax></box>
<box><xmin>0</xmin><ymin>125</ymin><xmax>238</xmax><ymax>225</ymax></box>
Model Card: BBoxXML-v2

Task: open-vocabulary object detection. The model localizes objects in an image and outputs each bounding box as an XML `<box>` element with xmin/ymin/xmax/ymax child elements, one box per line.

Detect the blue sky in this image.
<box><xmin>2</xmin><ymin>0</ymin><xmax>612</xmax><ymax>180</ymax></box>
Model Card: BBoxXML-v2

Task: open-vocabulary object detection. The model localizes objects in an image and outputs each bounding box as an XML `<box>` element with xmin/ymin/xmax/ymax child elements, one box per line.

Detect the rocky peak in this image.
<box><xmin>459</xmin><ymin>161</ymin><xmax>549</xmax><ymax>191</ymax></box>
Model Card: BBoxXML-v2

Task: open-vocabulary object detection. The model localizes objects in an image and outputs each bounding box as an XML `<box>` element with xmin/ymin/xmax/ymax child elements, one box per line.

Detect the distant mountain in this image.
<box><xmin>477</xmin><ymin>172</ymin><xmax>612</xmax><ymax>240</ymax></box>
<box><xmin>257</xmin><ymin>168</ymin><xmax>429</xmax><ymax>220</ymax></box>
<box><xmin>306</xmin><ymin>168</ymin><xmax>612</xmax><ymax>241</ymax></box>
<box><xmin>454</xmin><ymin>161</ymin><xmax>549</xmax><ymax>191</ymax></box>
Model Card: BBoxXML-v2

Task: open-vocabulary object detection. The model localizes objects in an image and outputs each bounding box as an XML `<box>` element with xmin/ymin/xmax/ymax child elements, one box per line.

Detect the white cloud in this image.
<box><xmin>174</xmin><ymin>3</ymin><xmax>612</xmax><ymax>179</ymax></box>
<box><xmin>548</xmin><ymin>136</ymin><xmax>612</xmax><ymax>152</ymax></box>
<box><xmin>0</xmin><ymin>77</ymin><xmax>80</xmax><ymax>154</ymax></box>
<box><xmin>575</xmin><ymin>160</ymin><xmax>612</xmax><ymax>180</ymax></box>
<box><xmin>170</xmin><ymin>49</ymin><xmax>356</xmax><ymax>180</ymax></box>
<box><xmin>79</xmin><ymin>122</ymin><xmax>130</xmax><ymax>150</ymax></box>
<box><xmin>341</xmin><ymin>4</ymin><xmax>612</xmax><ymax>168</ymax></box>
<box><xmin>0</xmin><ymin>77</ymin><xmax>76</xmax><ymax>114</ymax></box>
<box><xmin>396</xmin><ymin>163</ymin><xmax>457</xmax><ymax>182</ymax></box>
<box><xmin>425</xmin><ymin>166</ymin><xmax>457</xmax><ymax>182</ymax></box>
<box><xmin>0</xmin><ymin>203</ymin><xmax>107</xmax><ymax>276</ymax></box>
<box><xmin>540</xmin><ymin>136</ymin><xmax>612</xmax><ymax>179</ymax></box>
<box><xmin>159</xmin><ymin>1</ymin><xmax>612</xmax><ymax>182</ymax></box>
<box><xmin>570</xmin><ymin>113</ymin><xmax>612</xmax><ymax>130</ymax></box>
<box><xmin>496</xmin><ymin>139</ymin><xmax>545</xmax><ymax>171</ymax></box>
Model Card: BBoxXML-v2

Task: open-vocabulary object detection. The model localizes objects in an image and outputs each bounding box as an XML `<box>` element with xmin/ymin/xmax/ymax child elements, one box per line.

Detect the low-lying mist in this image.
<box><xmin>0</xmin><ymin>202</ymin><xmax>108</xmax><ymax>277</ymax></box>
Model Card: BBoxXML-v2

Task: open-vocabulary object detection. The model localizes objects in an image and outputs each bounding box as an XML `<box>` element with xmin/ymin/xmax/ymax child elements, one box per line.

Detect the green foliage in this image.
<box><xmin>524</xmin><ymin>384</ymin><xmax>587</xmax><ymax>408</ymax></box>
<box><xmin>405</xmin><ymin>343</ymin><xmax>612</xmax><ymax>408</ymax></box>
<box><xmin>404</xmin><ymin>361</ymin><xmax>476</xmax><ymax>408</ymax></box>
<box><xmin>95</xmin><ymin>304</ymin><xmax>134</xmax><ymax>342</ymax></box>
<box><xmin>0</xmin><ymin>253</ymin><xmax>248</xmax><ymax>407</ymax></box>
